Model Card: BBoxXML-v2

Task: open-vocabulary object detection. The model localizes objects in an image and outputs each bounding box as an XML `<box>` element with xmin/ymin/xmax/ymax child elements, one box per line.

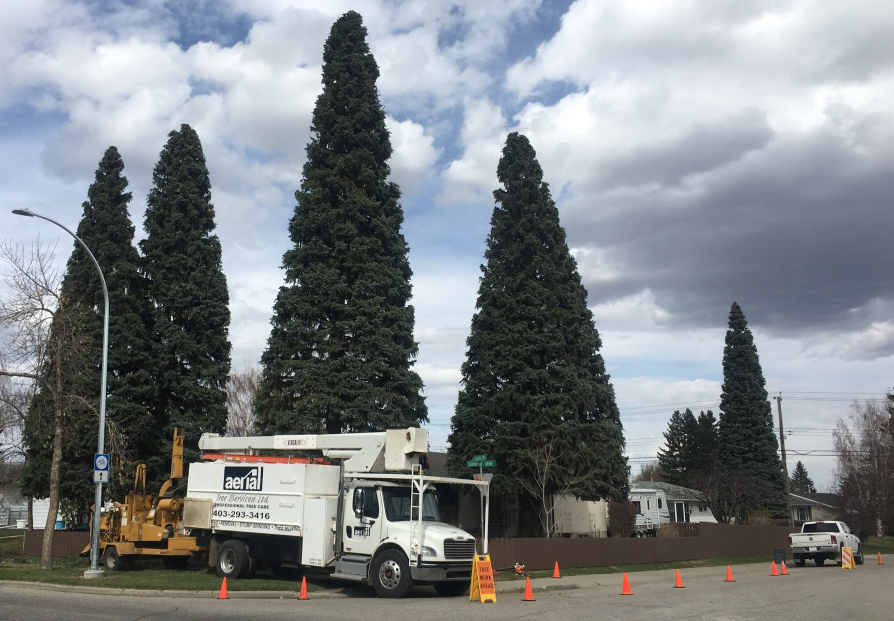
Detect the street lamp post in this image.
<box><xmin>12</xmin><ymin>208</ymin><xmax>109</xmax><ymax>579</ymax></box>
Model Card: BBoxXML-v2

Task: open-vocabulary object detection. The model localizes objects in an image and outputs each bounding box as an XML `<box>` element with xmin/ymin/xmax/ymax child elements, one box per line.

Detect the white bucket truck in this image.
<box><xmin>182</xmin><ymin>427</ymin><xmax>488</xmax><ymax>597</ymax></box>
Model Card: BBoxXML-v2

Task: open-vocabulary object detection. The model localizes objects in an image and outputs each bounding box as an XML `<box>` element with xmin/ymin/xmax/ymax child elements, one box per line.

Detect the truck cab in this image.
<box><xmin>338</xmin><ymin>482</ymin><xmax>476</xmax><ymax>596</ymax></box>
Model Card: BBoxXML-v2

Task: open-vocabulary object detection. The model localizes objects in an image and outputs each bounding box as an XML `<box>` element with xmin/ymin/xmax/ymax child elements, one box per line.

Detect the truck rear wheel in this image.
<box><xmin>794</xmin><ymin>558</ymin><xmax>805</xmax><ymax>567</ymax></box>
<box><xmin>217</xmin><ymin>540</ymin><xmax>250</xmax><ymax>579</ymax></box>
<box><xmin>372</xmin><ymin>549</ymin><xmax>412</xmax><ymax>598</ymax></box>
<box><xmin>855</xmin><ymin>545</ymin><xmax>864</xmax><ymax>565</ymax></box>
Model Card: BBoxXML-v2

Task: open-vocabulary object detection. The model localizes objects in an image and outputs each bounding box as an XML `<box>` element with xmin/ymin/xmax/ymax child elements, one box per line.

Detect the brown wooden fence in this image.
<box><xmin>23</xmin><ymin>530</ymin><xmax>90</xmax><ymax>558</ymax></box>
<box><xmin>484</xmin><ymin>523</ymin><xmax>791</xmax><ymax>571</ymax></box>
<box><xmin>25</xmin><ymin>523</ymin><xmax>790</xmax><ymax>565</ymax></box>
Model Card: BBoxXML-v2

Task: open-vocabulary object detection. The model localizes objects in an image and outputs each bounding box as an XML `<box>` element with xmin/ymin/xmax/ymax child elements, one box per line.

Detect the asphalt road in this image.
<box><xmin>0</xmin><ymin>562</ymin><xmax>885</xmax><ymax>621</ymax></box>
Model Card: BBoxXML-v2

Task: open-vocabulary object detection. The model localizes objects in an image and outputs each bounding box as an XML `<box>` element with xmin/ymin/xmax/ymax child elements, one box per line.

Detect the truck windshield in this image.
<box><xmin>382</xmin><ymin>488</ymin><xmax>441</xmax><ymax>522</ymax></box>
<box><xmin>803</xmin><ymin>523</ymin><xmax>840</xmax><ymax>533</ymax></box>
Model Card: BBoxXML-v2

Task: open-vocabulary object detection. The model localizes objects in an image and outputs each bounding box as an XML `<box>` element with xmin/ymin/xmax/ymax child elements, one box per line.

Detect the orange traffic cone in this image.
<box><xmin>771</xmin><ymin>561</ymin><xmax>779</xmax><ymax>576</ymax></box>
<box><xmin>522</xmin><ymin>576</ymin><xmax>535</xmax><ymax>602</ymax></box>
<box><xmin>218</xmin><ymin>577</ymin><xmax>229</xmax><ymax>599</ymax></box>
<box><xmin>724</xmin><ymin>565</ymin><xmax>736</xmax><ymax>582</ymax></box>
<box><xmin>621</xmin><ymin>573</ymin><xmax>633</xmax><ymax>595</ymax></box>
<box><xmin>674</xmin><ymin>568</ymin><xmax>684</xmax><ymax>588</ymax></box>
<box><xmin>298</xmin><ymin>576</ymin><xmax>309</xmax><ymax>600</ymax></box>
<box><xmin>878</xmin><ymin>552</ymin><xmax>884</xmax><ymax>566</ymax></box>
<box><xmin>780</xmin><ymin>561</ymin><xmax>788</xmax><ymax>575</ymax></box>
<box><xmin>552</xmin><ymin>561</ymin><xmax>561</xmax><ymax>578</ymax></box>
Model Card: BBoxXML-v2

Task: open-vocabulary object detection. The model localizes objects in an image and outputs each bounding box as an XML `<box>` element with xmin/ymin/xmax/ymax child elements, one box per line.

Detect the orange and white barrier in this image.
<box><xmin>841</xmin><ymin>547</ymin><xmax>854</xmax><ymax>569</ymax></box>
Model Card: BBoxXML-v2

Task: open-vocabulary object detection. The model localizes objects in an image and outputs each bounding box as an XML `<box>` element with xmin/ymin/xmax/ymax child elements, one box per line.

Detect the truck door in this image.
<box><xmin>343</xmin><ymin>486</ymin><xmax>382</xmax><ymax>557</ymax></box>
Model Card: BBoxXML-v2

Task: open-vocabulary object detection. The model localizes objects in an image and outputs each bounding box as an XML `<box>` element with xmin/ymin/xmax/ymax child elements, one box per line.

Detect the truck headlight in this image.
<box><xmin>421</xmin><ymin>546</ymin><xmax>438</xmax><ymax>558</ymax></box>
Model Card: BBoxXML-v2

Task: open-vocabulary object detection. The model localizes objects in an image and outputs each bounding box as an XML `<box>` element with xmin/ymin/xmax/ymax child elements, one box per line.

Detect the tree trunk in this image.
<box><xmin>40</xmin><ymin>402</ymin><xmax>65</xmax><ymax>570</ymax></box>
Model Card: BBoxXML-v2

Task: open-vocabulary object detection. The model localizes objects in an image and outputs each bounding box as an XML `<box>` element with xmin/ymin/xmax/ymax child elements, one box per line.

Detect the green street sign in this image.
<box><xmin>471</xmin><ymin>454</ymin><xmax>488</xmax><ymax>462</ymax></box>
<box><xmin>468</xmin><ymin>459</ymin><xmax>497</xmax><ymax>468</ymax></box>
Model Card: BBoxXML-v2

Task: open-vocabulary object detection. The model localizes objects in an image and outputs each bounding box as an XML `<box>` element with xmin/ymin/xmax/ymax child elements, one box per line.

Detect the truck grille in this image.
<box><xmin>444</xmin><ymin>539</ymin><xmax>476</xmax><ymax>560</ymax></box>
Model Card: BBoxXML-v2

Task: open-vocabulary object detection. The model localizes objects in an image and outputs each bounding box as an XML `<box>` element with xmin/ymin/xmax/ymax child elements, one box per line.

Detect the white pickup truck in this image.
<box><xmin>789</xmin><ymin>521</ymin><xmax>863</xmax><ymax>567</ymax></box>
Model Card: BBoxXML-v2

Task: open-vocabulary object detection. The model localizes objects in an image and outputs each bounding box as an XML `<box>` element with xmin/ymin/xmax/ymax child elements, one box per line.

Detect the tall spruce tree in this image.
<box><xmin>657</xmin><ymin>409</ymin><xmax>698</xmax><ymax>485</ymax></box>
<box><xmin>448</xmin><ymin>133</ymin><xmax>628</xmax><ymax>510</ymax></box>
<box><xmin>717</xmin><ymin>302</ymin><xmax>786</xmax><ymax>520</ymax></box>
<box><xmin>692</xmin><ymin>409</ymin><xmax>718</xmax><ymax>474</ymax></box>
<box><xmin>21</xmin><ymin>146</ymin><xmax>156</xmax><ymax>512</ymax></box>
<box><xmin>256</xmin><ymin>11</ymin><xmax>426</xmax><ymax>434</ymax></box>
<box><xmin>141</xmin><ymin>126</ymin><xmax>231</xmax><ymax>477</ymax></box>
<box><xmin>790</xmin><ymin>461</ymin><xmax>816</xmax><ymax>493</ymax></box>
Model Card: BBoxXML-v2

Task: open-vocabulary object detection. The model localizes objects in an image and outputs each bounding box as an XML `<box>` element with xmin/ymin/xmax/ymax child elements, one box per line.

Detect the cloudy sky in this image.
<box><xmin>2</xmin><ymin>0</ymin><xmax>892</xmax><ymax>489</ymax></box>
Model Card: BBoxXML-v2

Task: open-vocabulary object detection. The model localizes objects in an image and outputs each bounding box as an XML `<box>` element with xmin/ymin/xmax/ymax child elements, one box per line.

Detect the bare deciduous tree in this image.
<box><xmin>834</xmin><ymin>398</ymin><xmax>894</xmax><ymax>538</ymax></box>
<box><xmin>0</xmin><ymin>374</ymin><xmax>30</xmax><ymax>464</ymax></box>
<box><xmin>225</xmin><ymin>366</ymin><xmax>261</xmax><ymax>437</ymax></box>
<box><xmin>519</xmin><ymin>432</ymin><xmax>607</xmax><ymax>537</ymax></box>
<box><xmin>632</xmin><ymin>462</ymin><xmax>665</xmax><ymax>483</ymax></box>
<box><xmin>0</xmin><ymin>374</ymin><xmax>31</xmax><ymax>523</ymax></box>
<box><xmin>0</xmin><ymin>240</ymin><xmax>90</xmax><ymax>569</ymax></box>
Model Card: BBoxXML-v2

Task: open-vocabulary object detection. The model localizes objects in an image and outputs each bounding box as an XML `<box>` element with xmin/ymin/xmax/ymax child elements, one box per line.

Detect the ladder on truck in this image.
<box><xmin>410</xmin><ymin>463</ymin><xmax>423</xmax><ymax>547</ymax></box>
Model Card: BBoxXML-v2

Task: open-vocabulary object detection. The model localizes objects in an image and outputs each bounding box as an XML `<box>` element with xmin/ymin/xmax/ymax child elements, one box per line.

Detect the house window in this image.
<box><xmin>796</xmin><ymin>506</ymin><xmax>812</xmax><ymax>521</ymax></box>
<box><xmin>699</xmin><ymin>504</ymin><xmax>706</xmax><ymax>512</ymax></box>
<box><xmin>646</xmin><ymin>499</ymin><xmax>650</xmax><ymax>511</ymax></box>
<box><xmin>633</xmin><ymin>501</ymin><xmax>642</xmax><ymax>514</ymax></box>
<box><xmin>658</xmin><ymin>498</ymin><xmax>662</xmax><ymax>509</ymax></box>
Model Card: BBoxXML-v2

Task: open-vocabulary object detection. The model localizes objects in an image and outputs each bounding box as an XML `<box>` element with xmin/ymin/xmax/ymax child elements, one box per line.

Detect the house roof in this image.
<box><xmin>630</xmin><ymin>481</ymin><xmax>705</xmax><ymax>501</ymax></box>
<box><xmin>790</xmin><ymin>492</ymin><xmax>841</xmax><ymax>508</ymax></box>
<box><xmin>427</xmin><ymin>452</ymin><xmax>450</xmax><ymax>478</ymax></box>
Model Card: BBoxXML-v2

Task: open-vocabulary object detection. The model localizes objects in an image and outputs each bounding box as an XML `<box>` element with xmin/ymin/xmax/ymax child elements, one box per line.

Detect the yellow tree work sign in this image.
<box><xmin>469</xmin><ymin>554</ymin><xmax>497</xmax><ymax>603</ymax></box>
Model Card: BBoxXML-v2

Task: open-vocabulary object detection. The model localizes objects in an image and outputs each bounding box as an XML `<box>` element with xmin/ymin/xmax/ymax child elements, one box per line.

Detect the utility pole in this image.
<box><xmin>776</xmin><ymin>393</ymin><xmax>793</xmax><ymax>526</ymax></box>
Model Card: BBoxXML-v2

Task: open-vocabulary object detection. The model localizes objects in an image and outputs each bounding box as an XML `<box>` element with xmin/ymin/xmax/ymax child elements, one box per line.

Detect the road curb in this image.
<box><xmin>0</xmin><ymin>580</ymin><xmax>349</xmax><ymax>599</ymax></box>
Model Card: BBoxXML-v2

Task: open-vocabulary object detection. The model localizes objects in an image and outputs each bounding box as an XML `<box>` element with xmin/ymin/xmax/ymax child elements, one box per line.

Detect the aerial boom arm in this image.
<box><xmin>199</xmin><ymin>428</ymin><xmax>429</xmax><ymax>473</ymax></box>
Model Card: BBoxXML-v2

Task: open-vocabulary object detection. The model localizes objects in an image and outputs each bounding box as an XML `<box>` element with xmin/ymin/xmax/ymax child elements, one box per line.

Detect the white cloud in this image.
<box><xmin>385</xmin><ymin>117</ymin><xmax>441</xmax><ymax>199</ymax></box>
<box><xmin>836</xmin><ymin>322</ymin><xmax>894</xmax><ymax>362</ymax></box>
<box><xmin>439</xmin><ymin>98</ymin><xmax>507</xmax><ymax>206</ymax></box>
<box><xmin>589</xmin><ymin>289</ymin><xmax>671</xmax><ymax>331</ymax></box>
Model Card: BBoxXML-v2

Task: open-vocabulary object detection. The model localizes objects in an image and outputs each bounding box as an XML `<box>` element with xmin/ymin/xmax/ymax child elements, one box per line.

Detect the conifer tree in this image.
<box><xmin>717</xmin><ymin>302</ymin><xmax>786</xmax><ymax>520</ymax></box>
<box><xmin>141</xmin><ymin>126</ymin><xmax>231</xmax><ymax>475</ymax></box>
<box><xmin>257</xmin><ymin>11</ymin><xmax>425</xmax><ymax>434</ymax></box>
<box><xmin>21</xmin><ymin>146</ymin><xmax>156</xmax><ymax>511</ymax></box>
<box><xmin>692</xmin><ymin>409</ymin><xmax>718</xmax><ymax>474</ymax></box>
<box><xmin>448</xmin><ymin>133</ymin><xmax>628</xmax><ymax>509</ymax></box>
<box><xmin>657</xmin><ymin>409</ymin><xmax>698</xmax><ymax>485</ymax></box>
<box><xmin>790</xmin><ymin>461</ymin><xmax>816</xmax><ymax>493</ymax></box>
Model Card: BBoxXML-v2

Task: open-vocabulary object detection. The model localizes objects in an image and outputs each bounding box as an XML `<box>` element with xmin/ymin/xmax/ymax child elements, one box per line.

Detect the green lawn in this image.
<box><xmin>0</xmin><ymin>549</ymin><xmax>773</xmax><ymax>591</ymax></box>
<box><xmin>860</xmin><ymin>536</ymin><xmax>894</xmax><ymax>556</ymax></box>
<box><xmin>0</xmin><ymin>556</ymin><xmax>325</xmax><ymax>592</ymax></box>
<box><xmin>496</xmin><ymin>555</ymin><xmax>771</xmax><ymax>581</ymax></box>
<box><xmin>0</xmin><ymin>529</ymin><xmax>26</xmax><ymax>558</ymax></box>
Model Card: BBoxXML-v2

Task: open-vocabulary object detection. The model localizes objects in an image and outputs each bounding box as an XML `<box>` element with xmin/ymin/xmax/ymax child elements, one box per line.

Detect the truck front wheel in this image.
<box><xmin>372</xmin><ymin>549</ymin><xmax>412</xmax><ymax>598</ymax></box>
<box><xmin>217</xmin><ymin>540</ymin><xmax>250</xmax><ymax>579</ymax></box>
<box><xmin>814</xmin><ymin>557</ymin><xmax>824</xmax><ymax>566</ymax></box>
